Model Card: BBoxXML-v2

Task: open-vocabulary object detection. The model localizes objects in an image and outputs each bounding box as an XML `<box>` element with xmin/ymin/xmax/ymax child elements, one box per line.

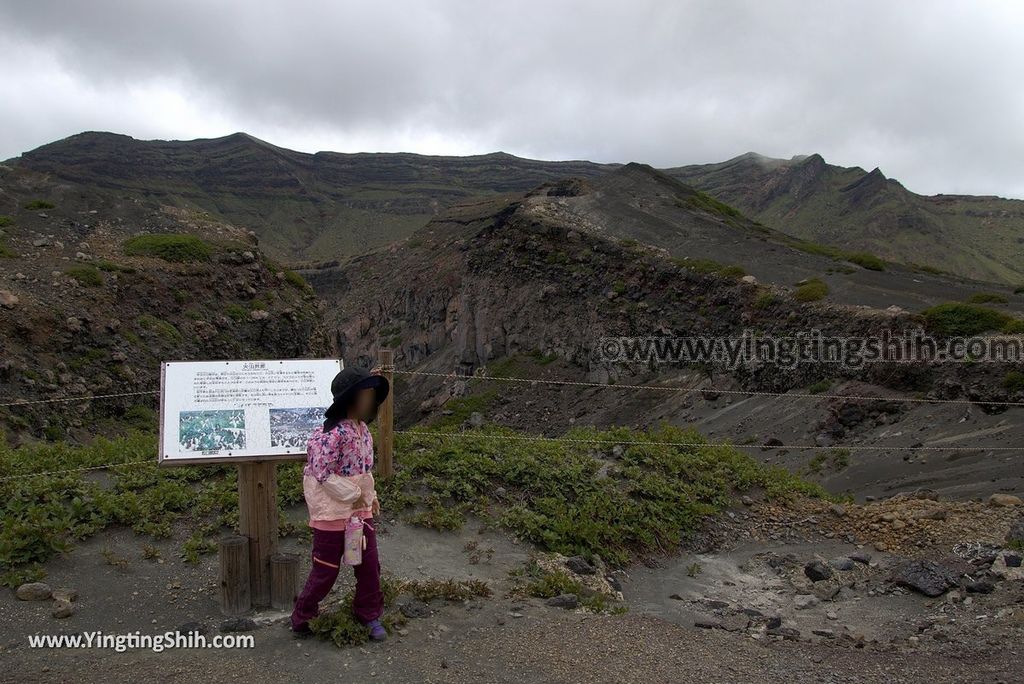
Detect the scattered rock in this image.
<box><xmin>849</xmin><ymin>550</ymin><xmax>872</xmax><ymax>565</ymax></box>
<box><xmin>176</xmin><ymin>621</ymin><xmax>208</xmax><ymax>635</ymax></box>
<box><xmin>468</xmin><ymin>412</ymin><xmax>484</xmax><ymax>428</ymax></box>
<box><xmin>828</xmin><ymin>557</ymin><xmax>855</xmax><ymax>571</ymax></box>
<box><xmin>767</xmin><ymin>626</ymin><xmax>801</xmax><ymax>641</ymax></box>
<box><xmin>794</xmin><ymin>594</ymin><xmax>819</xmax><ymax>610</ymax></box>
<box><xmin>1007</xmin><ymin>518</ymin><xmax>1024</xmax><ymax>546</ymax></box>
<box><xmin>51</xmin><ymin>587</ymin><xmax>78</xmax><ymax>603</ymax></box>
<box><xmin>545</xmin><ymin>594</ymin><xmax>578</xmax><ymax>609</ymax></box>
<box><xmin>0</xmin><ymin>290</ymin><xmax>19</xmax><ymax>309</ymax></box>
<box><xmin>988</xmin><ymin>493</ymin><xmax>1022</xmax><ymax>508</ymax></box>
<box><xmin>740</xmin><ymin>275</ymin><xmax>757</xmax><ymax>285</ymax></box>
<box><xmin>891</xmin><ymin>560</ymin><xmax>959</xmax><ymax>597</ymax></box>
<box><xmin>804</xmin><ymin>560</ymin><xmax>833</xmax><ymax>582</ymax></box>
<box><xmin>249</xmin><ymin>309</ymin><xmax>270</xmax><ymax>321</ymax></box>
<box><xmin>965</xmin><ymin>579</ymin><xmax>995</xmax><ymax>594</ymax></box>
<box><xmin>400</xmin><ymin>599</ymin><xmax>431</xmax><ymax>618</ymax></box>
<box><xmin>564</xmin><ymin>556</ymin><xmax>596</xmax><ymax>575</ymax></box>
<box><xmin>51</xmin><ymin>600</ymin><xmax>75</xmax><ymax>619</ymax></box>
<box><xmin>15</xmin><ymin>582</ymin><xmax>52</xmax><ymax>601</ymax></box>
<box><xmin>220</xmin><ymin>617</ymin><xmax>258</xmax><ymax>632</ymax></box>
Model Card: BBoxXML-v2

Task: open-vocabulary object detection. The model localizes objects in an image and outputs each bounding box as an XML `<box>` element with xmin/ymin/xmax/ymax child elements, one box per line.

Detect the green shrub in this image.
<box><xmin>0</xmin><ymin>215</ymin><xmax>13</xmax><ymax>227</ymax></box>
<box><xmin>794</xmin><ymin>278</ymin><xmax>828</xmax><ymax>302</ymax></box>
<box><xmin>718</xmin><ymin>265</ymin><xmax>746</xmax><ymax>278</ymax></box>
<box><xmin>65</xmin><ymin>265</ymin><xmax>103</xmax><ymax>287</ymax></box>
<box><xmin>1003</xmin><ymin>371</ymin><xmax>1024</xmax><ymax>393</ymax></box>
<box><xmin>390</xmin><ymin>423</ymin><xmax>826</xmax><ymax>568</ymax></box>
<box><xmin>137</xmin><ymin>314</ymin><xmax>182</xmax><ymax>342</ymax></box>
<box><xmin>846</xmin><ymin>252</ymin><xmax>885</xmax><ymax>271</ymax></box>
<box><xmin>0</xmin><ymin>240</ymin><xmax>14</xmax><ymax>258</ymax></box>
<box><xmin>967</xmin><ymin>292</ymin><xmax>1008</xmax><ymax>305</ymax></box>
<box><xmin>283</xmin><ymin>269</ymin><xmax>312</xmax><ymax>291</ymax></box>
<box><xmin>808</xmin><ymin>378</ymin><xmax>832</xmax><ymax>394</ymax></box>
<box><xmin>1014</xmin><ymin>286</ymin><xmax>1024</xmax><ymax>295</ymax></box>
<box><xmin>94</xmin><ymin>259</ymin><xmax>135</xmax><ymax>273</ymax></box>
<box><xmin>124</xmin><ymin>234</ymin><xmax>213</xmax><ymax>262</ymax></box>
<box><xmin>224</xmin><ymin>303</ymin><xmax>248</xmax><ymax>321</ymax></box>
<box><xmin>921</xmin><ymin>302</ymin><xmax>1014</xmax><ymax>336</ymax></box>
<box><xmin>24</xmin><ymin>200</ymin><xmax>55</xmax><ymax>210</ymax></box>
<box><xmin>1002</xmin><ymin>320</ymin><xmax>1024</xmax><ymax>334</ymax></box>
<box><xmin>753</xmin><ymin>290</ymin><xmax>777</xmax><ymax>309</ymax></box>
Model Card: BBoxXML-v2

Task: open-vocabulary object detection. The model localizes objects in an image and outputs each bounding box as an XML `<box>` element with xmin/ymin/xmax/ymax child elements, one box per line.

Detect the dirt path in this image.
<box><xmin>2</xmin><ymin>511</ymin><xmax>1021</xmax><ymax>683</ymax></box>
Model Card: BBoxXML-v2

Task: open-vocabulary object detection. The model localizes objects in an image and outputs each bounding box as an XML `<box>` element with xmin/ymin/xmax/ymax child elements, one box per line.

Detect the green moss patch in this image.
<box><xmin>124</xmin><ymin>234</ymin><xmax>214</xmax><ymax>263</ymax></box>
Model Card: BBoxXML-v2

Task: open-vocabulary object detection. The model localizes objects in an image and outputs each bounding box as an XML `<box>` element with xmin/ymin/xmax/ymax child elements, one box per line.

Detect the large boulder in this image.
<box><xmin>15</xmin><ymin>582</ymin><xmax>52</xmax><ymax>601</ymax></box>
<box><xmin>891</xmin><ymin>560</ymin><xmax>959</xmax><ymax>597</ymax></box>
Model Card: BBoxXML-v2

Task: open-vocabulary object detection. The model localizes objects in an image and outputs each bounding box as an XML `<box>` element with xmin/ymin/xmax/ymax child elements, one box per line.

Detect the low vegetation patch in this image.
<box><xmin>0</xmin><ymin>215</ymin><xmax>13</xmax><ymax>227</ymax></box>
<box><xmin>124</xmin><ymin>234</ymin><xmax>214</xmax><ymax>263</ymax></box>
<box><xmin>1003</xmin><ymin>371</ymin><xmax>1024</xmax><ymax>394</ymax></box>
<box><xmin>137</xmin><ymin>314</ymin><xmax>183</xmax><ymax>342</ymax></box>
<box><xmin>788</xmin><ymin>240</ymin><xmax>885</xmax><ymax>271</ymax></box>
<box><xmin>385</xmin><ymin>423</ymin><xmax>826</xmax><ymax>567</ymax></box>
<box><xmin>514</xmin><ymin>561</ymin><xmax>623</xmax><ymax>613</ymax></box>
<box><xmin>846</xmin><ymin>251</ymin><xmax>885</xmax><ymax>271</ymax></box>
<box><xmin>24</xmin><ymin>200</ymin><xmax>55</xmax><ymax>210</ymax></box>
<box><xmin>794</xmin><ymin>278</ymin><xmax>828</xmax><ymax>302</ymax></box>
<box><xmin>0</xmin><ymin>430</ymin><xmax>312</xmax><ymax>587</ymax></box>
<box><xmin>283</xmin><ymin>269</ymin><xmax>312</xmax><ymax>292</ymax></box>
<box><xmin>674</xmin><ymin>257</ymin><xmax>746</xmax><ymax>279</ymax></box>
<box><xmin>0</xmin><ymin>240</ymin><xmax>14</xmax><ymax>258</ymax></box>
<box><xmin>966</xmin><ymin>292</ymin><xmax>1008</xmax><ymax>305</ymax></box>
<box><xmin>681</xmin><ymin>192</ymin><xmax>743</xmax><ymax>220</ymax></box>
<box><xmin>921</xmin><ymin>302</ymin><xmax>1015</xmax><ymax>336</ymax></box>
<box><xmin>94</xmin><ymin>259</ymin><xmax>135</xmax><ymax>274</ymax></box>
<box><xmin>65</xmin><ymin>265</ymin><xmax>103</xmax><ymax>287</ymax></box>
<box><xmin>310</xmin><ymin>576</ymin><xmax>489</xmax><ymax>646</ymax></box>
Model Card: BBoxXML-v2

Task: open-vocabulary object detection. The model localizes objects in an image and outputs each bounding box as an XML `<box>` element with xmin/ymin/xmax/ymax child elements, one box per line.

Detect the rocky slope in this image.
<box><xmin>305</xmin><ymin>166</ymin><xmax>1023</xmax><ymax>498</ymax></box>
<box><xmin>668</xmin><ymin>152</ymin><xmax>1024</xmax><ymax>284</ymax></box>
<box><xmin>0</xmin><ymin>163</ymin><xmax>332</xmax><ymax>442</ymax></box>
<box><xmin>8</xmin><ymin>132</ymin><xmax>613</xmax><ymax>262</ymax></box>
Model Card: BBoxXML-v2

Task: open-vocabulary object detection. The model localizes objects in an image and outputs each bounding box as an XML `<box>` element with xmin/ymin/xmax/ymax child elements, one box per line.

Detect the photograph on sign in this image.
<box><xmin>159</xmin><ymin>358</ymin><xmax>342</xmax><ymax>464</ymax></box>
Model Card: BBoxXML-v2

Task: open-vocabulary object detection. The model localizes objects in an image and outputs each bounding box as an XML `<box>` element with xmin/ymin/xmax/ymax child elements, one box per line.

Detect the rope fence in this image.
<box><xmin>395</xmin><ymin>429</ymin><xmax>1024</xmax><ymax>452</ymax></box>
<box><xmin>389</xmin><ymin>368</ymin><xmax>1024</xmax><ymax>407</ymax></box>
<box><xmin>1</xmin><ymin>361</ymin><xmax>1022</xmax><ymax>483</ymax></box>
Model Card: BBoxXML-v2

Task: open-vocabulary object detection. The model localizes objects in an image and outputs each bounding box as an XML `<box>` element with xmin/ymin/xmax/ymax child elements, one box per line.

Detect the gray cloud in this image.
<box><xmin>1</xmin><ymin>0</ymin><xmax>1022</xmax><ymax>197</ymax></box>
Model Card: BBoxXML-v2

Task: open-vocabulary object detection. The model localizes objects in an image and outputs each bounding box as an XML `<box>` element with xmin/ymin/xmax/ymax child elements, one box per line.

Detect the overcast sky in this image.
<box><xmin>1</xmin><ymin>1</ymin><xmax>1022</xmax><ymax>197</ymax></box>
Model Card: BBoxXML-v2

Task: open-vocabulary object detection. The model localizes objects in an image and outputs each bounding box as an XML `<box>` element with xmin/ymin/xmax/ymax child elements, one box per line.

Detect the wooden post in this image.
<box><xmin>237</xmin><ymin>461</ymin><xmax>279</xmax><ymax>608</ymax></box>
<box><xmin>377</xmin><ymin>348</ymin><xmax>395</xmax><ymax>480</ymax></box>
<box><xmin>270</xmin><ymin>553</ymin><xmax>300</xmax><ymax>611</ymax></box>
<box><xmin>218</xmin><ymin>535</ymin><xmax>251</xmax><ymax>616</ymax></box>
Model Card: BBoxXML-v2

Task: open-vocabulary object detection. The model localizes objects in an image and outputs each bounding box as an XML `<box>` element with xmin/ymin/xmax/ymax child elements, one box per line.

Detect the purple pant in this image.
<box><xmin>290</xmin><ymin>520</ymin><xmax>382</xmax><ymax>630</ymax></box>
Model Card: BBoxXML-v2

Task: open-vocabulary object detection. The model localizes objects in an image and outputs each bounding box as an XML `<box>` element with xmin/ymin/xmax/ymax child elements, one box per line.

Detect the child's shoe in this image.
<box><xmin>366</xmin><ymin>619</ymin><xmax>387</xmax><ymax>641</ymax></box>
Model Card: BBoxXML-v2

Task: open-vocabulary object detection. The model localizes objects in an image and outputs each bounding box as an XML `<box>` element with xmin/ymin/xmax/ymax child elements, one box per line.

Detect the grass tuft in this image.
<box><xmin>124</xmin><ymin>234</ymin><xmax>213</xmax><ymax>263</ymax></box>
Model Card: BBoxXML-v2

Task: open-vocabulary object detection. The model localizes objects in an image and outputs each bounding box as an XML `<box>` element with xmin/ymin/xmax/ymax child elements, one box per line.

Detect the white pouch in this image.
<box><xmin>320</xmin><ymin>474</ymin><xmax>362</xmax><ymax>504</ymax></box>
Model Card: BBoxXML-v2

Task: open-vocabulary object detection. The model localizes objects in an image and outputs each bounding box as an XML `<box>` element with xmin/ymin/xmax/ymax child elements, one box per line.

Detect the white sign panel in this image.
<box><xmin>158</xmin><ymin>358</ymin><xmax>342</xmax><ymax>464</ymax></box>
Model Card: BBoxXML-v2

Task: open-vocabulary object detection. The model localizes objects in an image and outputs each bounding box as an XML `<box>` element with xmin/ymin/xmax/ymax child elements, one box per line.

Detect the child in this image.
<box><xmin>290</xmin><ymin>365</ymin><xmax>389</xmax><ymax>640</ymax></box>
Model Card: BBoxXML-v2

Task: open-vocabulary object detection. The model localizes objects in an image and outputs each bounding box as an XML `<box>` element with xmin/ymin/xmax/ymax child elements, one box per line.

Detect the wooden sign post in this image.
<box><xmin>159</xmin><ymin>356</ymin><xmax>397</xmax><ymax>614</ymax></box>
<box><xmin>238</xmin><ymin>461</ymin><xmax>279</xmax><ymax>607</ymax></box>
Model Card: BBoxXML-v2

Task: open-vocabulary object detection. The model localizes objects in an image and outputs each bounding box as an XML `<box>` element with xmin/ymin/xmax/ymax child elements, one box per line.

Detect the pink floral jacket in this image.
<box><xmin>303</xmin><ymin>419</ymin><xmax>377</xmax><ymax>526</ymax></box>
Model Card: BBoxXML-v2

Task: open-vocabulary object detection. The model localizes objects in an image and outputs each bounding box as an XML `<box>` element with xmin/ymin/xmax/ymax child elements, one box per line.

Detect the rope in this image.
<box><xmin>390</xmin><ymin>369</ymin><xmax>1024</xmax><ymax>407</ymax></box>
<box><xmin>0</xmin><ymin>459</ymin><xmax>153</xmax><ymax>483</ymax></box>
<box><xmin>395</xmin><ymin>429</ymin><xmax>1024</xmax><ymax>452</ymax></box>
<box><xmin>0</xmin><ymin>390</ymin><xmax>159</xmax><ymax>408</ymax></box>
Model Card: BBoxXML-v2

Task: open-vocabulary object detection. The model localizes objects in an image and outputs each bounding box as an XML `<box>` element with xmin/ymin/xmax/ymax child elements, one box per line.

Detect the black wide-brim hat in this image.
<box><xmin>324</xmin><ymin>366</ymin><xmax>390</xmax><ymax>421</ymax></box>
